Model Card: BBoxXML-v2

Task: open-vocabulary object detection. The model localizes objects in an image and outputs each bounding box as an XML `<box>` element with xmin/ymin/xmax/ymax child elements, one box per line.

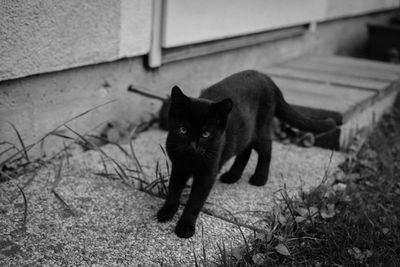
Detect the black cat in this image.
<box><xmin>157</xmin><ymin>70</ymin><xmax>336</xmax><ymax>238</ymax></box>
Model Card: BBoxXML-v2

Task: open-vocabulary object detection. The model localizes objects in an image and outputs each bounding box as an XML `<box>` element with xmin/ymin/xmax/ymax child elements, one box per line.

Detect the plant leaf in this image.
<box><xmin>309</xmin><ymin>206</ymin><xmax>319</xmax><ymax>217</ymax></box>
<box><xmin>296</xmin><ymin>207</ymin><xmax>309</xmax><ymax>217</ymax></box>
<box><xmin>275</xmin><ymin>243</ymin><xmax>291</xmax><ymax>256</ymax></box>
<box><xmin>295</xmin><ymin>216</ymin><xmax>307</xmax><ymax>223</ymax></box>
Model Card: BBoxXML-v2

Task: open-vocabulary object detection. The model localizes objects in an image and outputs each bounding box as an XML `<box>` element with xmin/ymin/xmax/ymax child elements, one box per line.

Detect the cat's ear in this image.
<box><xmin>171</xmin><ymin>86</ymin><xmax>189</xmax><ymax>105</ymax></box>
<box><xmin>169</xmin><ymin>86</ymin><xmax>189</xmax><ymax>117</ymax></box>
<box><xmin>214</xmin><ymin>98</ymin><xmax>233</xmax><ymax>117</ymax></box>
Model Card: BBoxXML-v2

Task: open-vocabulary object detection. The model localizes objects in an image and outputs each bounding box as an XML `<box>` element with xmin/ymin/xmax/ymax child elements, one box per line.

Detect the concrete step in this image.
<box><xmin>265</xmin><ymin>55</ymin><xmax>400</xmax><ymax>150</ymax></box>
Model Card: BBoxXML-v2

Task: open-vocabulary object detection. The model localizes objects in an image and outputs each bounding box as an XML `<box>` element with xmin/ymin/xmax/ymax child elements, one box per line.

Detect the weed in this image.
<box><xmin>208</xmin><ymin>108</ymin><xmax>400</xmax><ymax>266</ymax></box>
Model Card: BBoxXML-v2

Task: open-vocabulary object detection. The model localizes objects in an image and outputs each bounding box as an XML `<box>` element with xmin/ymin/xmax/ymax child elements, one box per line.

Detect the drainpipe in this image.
<box><xmin>148</xmin><ymin>0</ymin><xmax>163</xmax><ymax>68</ymax></box>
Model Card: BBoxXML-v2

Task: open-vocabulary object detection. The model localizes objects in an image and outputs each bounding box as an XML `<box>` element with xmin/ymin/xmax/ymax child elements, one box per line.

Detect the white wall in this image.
<box><xmin>0</xmin><ymin>0</ymin><xmax>152</xmax><ymax>82</ymax></box>
<box><xmin>162</xmin><ymin>0</ymin><xmax>399</xmax><ymax>48</ymax></box>
<box><xmin>326</xmin><ymin>0</ymin><xmax>399</xmax><ymax>19</ymax></box>
<box><xmin>162</xmin><ymin>0</ymin><xmax>326</xmax><ymax>48</ymax></box>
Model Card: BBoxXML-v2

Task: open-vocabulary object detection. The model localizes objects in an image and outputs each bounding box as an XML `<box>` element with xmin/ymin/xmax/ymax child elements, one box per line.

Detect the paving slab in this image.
<box><xmin>263</xmin><ymin>55</ymin><xmax>400</xmax><ymax>150</ymax></box>
<box><xmin>72</xmin><ymin>129</ymin><xmax>345</xmax><ymax>230</ymax></box>
<box><xmin>286</xmin><ymin>56</ymin><xmax>399</xmax><ymax>82</ymax></box>
<box><xmin>266</xmin><ymin>66</ymin><xmax>390</xmax><ymax>91</ymax></box>
<box><xmin>0</xmin><ymin>161</ymin><xmax>249</xmax><ymax>266</ymax></box>
<box><xmin>271</xmin><ymin>76</ymin><xmax>375</xmax><ymax>115</ymax></box>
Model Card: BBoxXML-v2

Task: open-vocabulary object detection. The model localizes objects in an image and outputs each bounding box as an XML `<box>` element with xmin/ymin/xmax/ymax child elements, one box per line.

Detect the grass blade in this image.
<box><xmin>40</xmin><ymin>99</ymin><xmax>116</xmax><ymax>143</ymax></box>
<box><xmin>159</xmin><ymin>144</ymin><xmax>170</xmax><ymax>176</ymax></box>
<box><xmin>0</xmin><ymin>144</ymin><xmax>35</xmax><ymax>169</ymax></box>
<box><xmin>51</xmin><ymin>159</ymin><xmax>64</xmax><ymax>190</ymax></box>
<box><xmin>15</xmin><ymin>183</ymin><xmax>28</xmax><ymax>232</ymax></box>
<box><xmin>48</xmin><ymin>130</ymin><xmax>75</xmax><ymax>140</ymax></box>
<box><xmin>1</xmin><ymin>100</ymin><xmax>115</xmax><ymax>169</ymax></box>
<box><xmin>64</xmin><ymin>124</ymin><xmax>134</xmax><ymax>187</ymax></box>
<box><xmin>0</xmin><ymin>145</ymin><xmax>17</xmax><ymax>158</ymax></box>
<box><xmin>6</xmin><ymin>121</ymin><xmax>30</xmax><ymax>163</ymax></box>
<box><xmin>193</xmin><ymin>245</ymin><xmax>199</xmax><ymax>267</ymax></box>
<box><xmin>1</xmin><ymin>171</ymin><xmax>30</xmax><ymax>232</ymax></box>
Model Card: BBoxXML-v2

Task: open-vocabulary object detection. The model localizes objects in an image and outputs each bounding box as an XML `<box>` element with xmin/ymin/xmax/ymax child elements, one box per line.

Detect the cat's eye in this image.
<box><xmin>178</xmin><ymin>126</ymin><xmax>187</xmax><ymax>135</ymax></box>
<box><xmin>202</xmin><ymin>131</ymin><xmax>211</xmax><ymax>138</ymax></box>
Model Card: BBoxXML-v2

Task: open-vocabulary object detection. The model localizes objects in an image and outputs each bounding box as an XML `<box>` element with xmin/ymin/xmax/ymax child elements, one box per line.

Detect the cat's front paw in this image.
<box><xmin>157</xmin><ymin>205</ymin><xmax>178</xmax><ymax>222</ymax></box>
<box><xmin>249</xmin><ymin>174</ymin><xmax>267</xmax><ymax>186</ymax></box>
<box><xmin>175</xmin><ymin>220</ymin><xmax>195</xmax><ymax>238</ymax></box>
<box><xmin>219</xmin><ymin>171</ymin><xmax>241</xmax><ymax>184</ymax></box>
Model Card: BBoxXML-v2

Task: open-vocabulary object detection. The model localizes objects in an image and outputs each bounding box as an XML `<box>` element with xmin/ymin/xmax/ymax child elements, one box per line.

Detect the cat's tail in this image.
<box><xmin>274</xmin><ymin>86</ymin><xmax>336</xmax><ymax>133</ymax></box>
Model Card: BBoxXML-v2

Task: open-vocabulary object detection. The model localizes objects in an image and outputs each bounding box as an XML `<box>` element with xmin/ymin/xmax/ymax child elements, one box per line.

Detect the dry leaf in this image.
<box><xmin>334</xmin><ymin>170</ymin><xmax>346</xmax><ymax>182</ymax></box>
<box><xmin>321</xmin><ymin>204</ymin><xmax>336</xmax><ymax>219</ymax></box>
<box><xmin>295</xmin><ymin>216</ymin><xmax>307</xmax><ymax>223</ymax></box>
<box><xmin>333</xmin><ymin>183</ymin><xmax>347</xmax><ymax>192</ymax></box>
<box><xmin>252</xmin><ymin>253</ymin><xmax>264</xmax><ymax>265</ymax></box>
<box><xmin>275</xmin><ymin>243</ymin><xmax>291</xmax><ymax>256</ymax></box>
<box><xmin>348</xmin><ymin>247</ymin><xmax>373</xmax><ymax>261</ymax></box>
<box><xmin>365</xmin><ymin>181</ymin><xmax>374</xmax><ymax>187</ymax></box>
<box><xmin>276</xmin><ymin>235</ymin><xmax>285</xmax><ymax>242</ymax></box>
<box><xmin>278</xmin><ymin>214</ymin><xmax>287</xmax><ymax>226</ymax></box>
<box><xmin>297</xmin><ymin>207</ymin><xmax>309</xmax><ymax>218</ymax></box>
<box><xmin>365</xmin><ymin>250</ymin><xmax>373</xmax><ymax>258</ymax></box>
<box><xmin>324</xmin><ymin>189</ymin><xmax>336</xmax><ymax>199</ymax></box>
<box><xmin>301</xmin><ymin>133</ymin><xmax>315</xmax><ymax>147</ymax></box>
<box><xmin>347</xmin><ymin>173</ymin><xmax>361</xmax><ymax>182</ymax></box>
<box><xmin>348</xmin><ymin>247</ymin><xmax>363</xmax><ymax>260</ymax></box>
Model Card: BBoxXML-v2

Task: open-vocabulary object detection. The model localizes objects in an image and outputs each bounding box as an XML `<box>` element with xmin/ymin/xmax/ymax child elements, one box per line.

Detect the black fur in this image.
<box><xmin>157</xmin><ymin>70</ymin><xmax>336</xmax><ymax>238</ymax></box>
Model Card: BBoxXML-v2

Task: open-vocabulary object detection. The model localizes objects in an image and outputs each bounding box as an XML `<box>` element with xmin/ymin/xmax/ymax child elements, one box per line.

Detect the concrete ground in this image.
<box><xmin>0</xmin><ymin>128</ymin><xmax>345</xmax><ymax>266</ymax></box>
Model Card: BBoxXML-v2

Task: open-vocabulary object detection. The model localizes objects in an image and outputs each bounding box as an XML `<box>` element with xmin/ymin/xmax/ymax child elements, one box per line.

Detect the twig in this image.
<box><xmin>127</xmin><ymin>85</ymin><xmax>168</xmax><ymax>101</ymax></box>
<box><xmin>52</xmin><ymin>190</ymin><xmax>77</xmax><ymax>217</ymax></box>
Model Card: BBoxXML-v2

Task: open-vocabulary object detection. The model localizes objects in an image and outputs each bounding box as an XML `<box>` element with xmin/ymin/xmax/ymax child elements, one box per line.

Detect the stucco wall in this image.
<box><xmin>0</xmin><ymin>0</ymin><xmax>152</xmax><ymax>82</ymax></box>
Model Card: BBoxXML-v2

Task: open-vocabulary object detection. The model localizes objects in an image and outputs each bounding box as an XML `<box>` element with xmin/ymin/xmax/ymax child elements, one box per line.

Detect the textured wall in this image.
<box><xmin>0</xmin><ymin>0</ymin><xmax>152</xmax><ymax>81</ymax></box>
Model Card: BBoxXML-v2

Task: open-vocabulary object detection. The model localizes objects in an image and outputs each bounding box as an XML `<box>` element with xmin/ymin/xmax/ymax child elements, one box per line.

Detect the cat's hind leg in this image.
<box><xmin>220</xmin><ymin>146</ymin><xmax>252</xmax><ymax>184</ymax></box>
<box><xmin>249</xmin><ymin>138</ymin><xmax>272</xmax><ymax>186</ymax></box>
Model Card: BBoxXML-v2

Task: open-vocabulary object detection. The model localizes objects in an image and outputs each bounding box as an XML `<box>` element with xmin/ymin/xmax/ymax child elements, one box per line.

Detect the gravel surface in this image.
<box><xmin>70</xmin><ymin>129</ymin><xmax>345</xmax><ymax>229</ymax></box>
<box><xmin>0</xmin><ymin>160</ymin><xmax>249</xmax><ymax>266</ymax></box>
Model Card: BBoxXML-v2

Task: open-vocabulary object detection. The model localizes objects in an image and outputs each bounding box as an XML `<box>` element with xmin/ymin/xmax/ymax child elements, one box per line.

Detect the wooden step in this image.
<box><xmin>265</xmin><ymin>55</ymin><xmax>400</xmax><ymax>150</ymax></box>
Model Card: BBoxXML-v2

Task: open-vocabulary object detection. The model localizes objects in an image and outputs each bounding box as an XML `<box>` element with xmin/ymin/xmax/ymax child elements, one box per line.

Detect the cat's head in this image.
<box><xmin>166</xmin><ymin>86</ymin><xmax>233</xmax><ymax>161</ymax></box>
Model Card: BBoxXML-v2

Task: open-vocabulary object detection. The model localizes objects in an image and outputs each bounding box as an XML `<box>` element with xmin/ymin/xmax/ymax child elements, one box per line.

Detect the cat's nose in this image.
<box><xmin>189</xmin><ymin>141</ymin><xmax>198</xmax><ymax>151</ymax></box>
